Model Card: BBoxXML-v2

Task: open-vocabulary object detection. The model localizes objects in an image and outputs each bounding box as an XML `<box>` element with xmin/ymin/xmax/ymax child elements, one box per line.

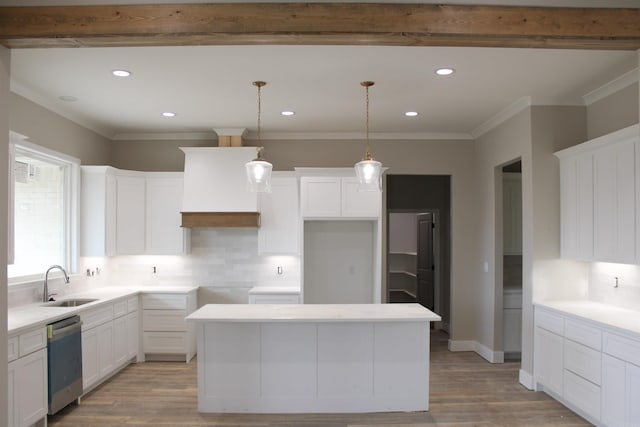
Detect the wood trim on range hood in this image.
<box><xmin>181</xmin><ymin>212</ymin><xmax>260</xmax><ymax>228</ymax></box>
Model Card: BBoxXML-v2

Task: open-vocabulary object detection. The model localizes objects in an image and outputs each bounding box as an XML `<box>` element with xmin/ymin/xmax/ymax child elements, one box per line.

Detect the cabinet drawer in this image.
<box><xmin>127</xmin><ymin>296</ymin><xmax>138</xmax><ymax>313</ymax></box>
<box><xmin>8</xmin><ymin>336</ymin><xmax>18</xmax><ymax>362</ymax></box>
<box><xmin>565</xmin><ymin>318</ymin><xmax>601</xmax><ymax>351</ymax></box>
<box><xmin>82</xmin><ymin>305</ymin><xmax>114</xmax><ymax>330</ymax></box>
<box><xmin>113</xmin><ymin>299</ymin><xmax>128</xmax><ymax>318</ymax></box>
<box><xmin>19</xmin><ymin>327</ymin><xmax>47</xmax><ymax>356</ymax></box>
<box><xmin>143</xmin><ymin>309</ymin><xmax>187</xmax><ymax>332</ymax></box>
<box><xmin>564</xmin><ymin>369</ymin><xmax>601</xmax><ymax>421</ymax></box>
<box><xmin>564</xmin><ymin>338</ymin><xmax>601</xmax><ymax>385</ymax></box>
<box><xmin>603</xmin><ymin>332</ymin><xmax>640</xmax><ymax>366</ymax></box>
<box><xmin>248</xmin><ymin>294</ymin><xmax>300</xmax><ymax>304</ymax></box>
<box><xmin>142</xmin><ymin>293</ymin><xmax>187</xmax><ymax>310</ymax></box>
<box><xmin>535</xmin><ymin>309</ymin><xmax>564</xmax><ymax>335</ymax></box>
<box><xmin>143</xmin><ymin>332</ymin><xmax>186</xmax><ymax>354</ymax></box>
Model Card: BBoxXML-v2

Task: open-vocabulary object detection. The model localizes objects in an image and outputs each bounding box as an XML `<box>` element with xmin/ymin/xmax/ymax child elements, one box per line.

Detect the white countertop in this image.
<box><xmin>186</xmin><ymin>303</ymin><xmax>441</xmax><ymax>323</ymax></box>
<box><xmin>8</xmin><ymin>285</ymin><xmax>198</xmax><ymax>336</ymax></box>
<box><xmin>248</xmin><ymin>286</ymin><xmax>301</xmax><ymax>295</ymax></box>
<box><xmin>535</xmin><ymin>300</ymin><xmax>640</xmax><ymax>336</ymax></box>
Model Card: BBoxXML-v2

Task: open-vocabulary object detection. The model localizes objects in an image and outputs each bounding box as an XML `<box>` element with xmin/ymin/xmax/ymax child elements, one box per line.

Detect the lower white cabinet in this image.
<box><xmin>248</xmin><ymin>289</ymin><xmax>301</xmax><ymax>304</ymax></box>
<box><xmin>142</xmin><ymin>290</ymin><xmax>197</xmax><ymax>362</ymax></box>
<box><xmin>81</xmin><ymin>297</ymin><xmax>139</xmax><ymax>392</ymax></box>
<box><xmin>8</xmin><ymin>327</ymin><xmax>47</xmax><ymax>427</ymax></box>
<box><xmin>535</xmin><ymin>305</ymin><xmax>640</xmax><ymax>427</ymax></box>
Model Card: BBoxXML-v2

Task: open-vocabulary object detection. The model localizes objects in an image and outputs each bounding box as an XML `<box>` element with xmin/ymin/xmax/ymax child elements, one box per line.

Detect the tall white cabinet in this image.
<box><xmin>297</xmin><ymin>168</ymin><xmax>383</xmax><ymax>304</ymax></box>
<box><xmin>555</xmin><ymin>124</ymin><xmax>639</xmax><ymax>263</ymax></box>
<box><xmin>258</xmin><ymin>172</ymin><xmax>300</xmax><ymax>255</ymax></box>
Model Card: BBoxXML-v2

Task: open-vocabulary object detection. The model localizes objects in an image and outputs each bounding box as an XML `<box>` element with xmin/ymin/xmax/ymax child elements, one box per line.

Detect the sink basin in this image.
<box><xmin>43</xmin><ymin>298</ymin><xmax>98</xmax><ymax>307</ymax></box>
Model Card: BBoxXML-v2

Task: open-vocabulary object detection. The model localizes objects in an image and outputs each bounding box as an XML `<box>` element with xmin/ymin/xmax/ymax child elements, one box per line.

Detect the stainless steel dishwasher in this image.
<box><xmin>47</xmin><ymin>315</ymin><xmax>83</xmax><ymax>415</ymax></box>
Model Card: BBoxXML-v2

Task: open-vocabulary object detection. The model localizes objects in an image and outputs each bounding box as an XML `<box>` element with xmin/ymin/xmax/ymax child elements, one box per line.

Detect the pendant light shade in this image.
<box><xmin>246</xmin><ymin>81</ymin><xmax>273</xmax><ymax>193</ymax></box>
<box><xmin>355</xmin><ymin>81</ymin><xmax>383</xmax><ymax>191</ymax></box>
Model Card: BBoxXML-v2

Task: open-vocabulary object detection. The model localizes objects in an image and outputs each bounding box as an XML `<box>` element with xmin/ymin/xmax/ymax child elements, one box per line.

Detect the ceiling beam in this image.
<box><xmin>0</xmin><ymin>3</ymin><xmax>639</xmax><ymax>50</ymax></box>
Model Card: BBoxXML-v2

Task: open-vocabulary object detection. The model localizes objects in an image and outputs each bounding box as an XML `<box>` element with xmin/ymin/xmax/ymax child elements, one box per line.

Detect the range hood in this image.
<box><xmin>180</xmin><ymin>146</ymin><xmax>260</xmax><ymax>228</ymax></box>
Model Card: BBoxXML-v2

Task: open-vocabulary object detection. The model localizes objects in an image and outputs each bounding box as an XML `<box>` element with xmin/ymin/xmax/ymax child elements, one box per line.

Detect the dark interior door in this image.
<box><xmin>417</xmin><ymin>213</ymin><xmax>435</xmax><ymax>310</ymax></box>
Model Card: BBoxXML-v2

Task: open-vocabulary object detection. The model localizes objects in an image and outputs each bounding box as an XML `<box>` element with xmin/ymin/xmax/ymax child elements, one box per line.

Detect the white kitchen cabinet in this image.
<box><xmin>299</xmin><ymin>170</ymin><xmax>381</xmax><ymax>219</ymax></box>
<box><xmin>503</xmin><ymin>288</ymin><xmax>522</xmax><ymax>355</ymax></box>
<box><xmin>601</xmin><ymin>331</ymin><xmax>640</xmax><ymax>427</ymax></box>
<box><xmin>142</xmin><ymin>290</ymin><xmax>197</xmax><ymax>362</ymax></box>
<box><xmin>555</xmin><ymin>124</ymin><xmax>639</xmax><ymax>264</ymax></box>
<box><xmin>534</xmin><ymin>326</ymin><xmax>564</xmax><ymax>397</ymax></box>
<box><xmin>113</xmin><ymin>315</ymin><xmax>129</xmax><ymax>368</ymax></box>
<box><xmin>258</xmin><ymin>172</ymin><xmax>299</xmax><ymax>254</ymax></box>
<box><xmin>593</xmin><ymin>138</ymin><xmax>636</xmax><ymax>263</ymax></box>
<box><xmin>116</xmin><ymin>174</ymin><xmax>146</xmax><ymax>255</ymax></box>
<box><xmin>559</xmin><ymin>152</ymin><xmax>594</xmax><ymax>260</ymax></box>
<box><xmin>81</xmin><ymin>166</ymin><xmax>117</xmax><ymax>256</ymax></box>
<box><xmin>602</xmin><ymin>354</ymin><xmax>626</xmax><ymax>427</ymax></box>
<box><xmin>7</xmin><ymin>326</ymin><xmax>48</xmax><ymax>427</ymax></box>
<box><xmin>81</xmin><ymin>304</ymin><xmax>115</xmax><ymax>391</ymax></box>
<box><xmin>248</xmin><ymin>287</ymin><xmax>301</xmax><ymax>304</ymax></box>
<box><xmin>146</xmin><ymin>173</ymin><xmax>189</xmax><ymax>254</ymax></box>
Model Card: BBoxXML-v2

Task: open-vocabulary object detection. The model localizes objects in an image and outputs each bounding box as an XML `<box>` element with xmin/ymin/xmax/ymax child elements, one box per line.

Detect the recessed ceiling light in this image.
<box><xmin>435</xmin><ymin>67</ymin><xmax>455</xmax><ymax>76</ymax></box>
<box><xmin>161</xmin><ymin>112</ymin><xmax>176</xmax><ymax>118</ymax></box>
<box><xmin>58</xmin><ymin>95</ymin><xmax>78</xmax><ymax>102</ymax></box>
<box><xmin>112</xmin><ymin>70</ymin><xmax>131</xmax><ymax>77</ymax></box>
<box><xmin>281</xmin><ymin>111</ymin><xmax>295</xmax><ymax>116</ymax></box>
<box><xmin>404</xmin><ymin>111</ymin><xmax>419</xmax><ymax>117</ymax></box>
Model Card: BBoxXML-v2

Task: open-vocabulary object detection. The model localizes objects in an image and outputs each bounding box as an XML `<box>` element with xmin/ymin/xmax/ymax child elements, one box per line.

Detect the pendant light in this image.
<box><xmin>354</xmin><ymin>81</ymin><xmax>383</xmax><ymax>191</ymax></box>
<box><xmin>245</xmin><ymin>81</ymin><xmax>273</xmax><ymax>193</ymax></box>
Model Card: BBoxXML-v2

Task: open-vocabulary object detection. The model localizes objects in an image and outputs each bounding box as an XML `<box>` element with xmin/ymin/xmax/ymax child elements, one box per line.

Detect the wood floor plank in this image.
<box><xmin>48</xmin><ymin>330</ymin><xmax>590</xmax><ymax>426</ymax></box>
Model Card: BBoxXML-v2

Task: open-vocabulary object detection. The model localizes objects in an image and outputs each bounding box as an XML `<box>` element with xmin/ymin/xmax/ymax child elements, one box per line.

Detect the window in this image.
<box><xmin>8</xmin><ymin>136</ymin><xmax>79</xmax><ymax>281</ymax></box>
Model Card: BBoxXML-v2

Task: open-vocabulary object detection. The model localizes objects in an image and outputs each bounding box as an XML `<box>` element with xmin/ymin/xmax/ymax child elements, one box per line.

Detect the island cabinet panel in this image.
<box><xmin>192</xmin><ymin>309</ymin><xmax>436</xmax><ymax>413</ymax></box>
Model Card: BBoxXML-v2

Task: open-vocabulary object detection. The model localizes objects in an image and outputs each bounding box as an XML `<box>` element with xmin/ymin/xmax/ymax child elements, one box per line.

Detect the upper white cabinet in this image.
<box><xmin>115</xmin><ymin>172</ymin><xmax>146</xmax><ymax>255</ymax></box>
<box><xmin>146</xmin><ymin>173</ymin><xmax>188</xmax><ymax>254</ymax></box>
<box><xmin>81</xmin><ymin>167</ymin><xmax>188</xmax><ymax>256</ymax></box>
<box><xmin>556</xmin><ymin>124</ymin><xmax>639</xmax><ymax>264</ymax></box>
<box><xmin>258</xmin><ymin>172</ymin><xmax>299</xmax><ymax>254</ymax></box>
<box><xmin>299</xmin><ymin>169</ymin><xmax>381</xmax><ymax>219</ymax></box>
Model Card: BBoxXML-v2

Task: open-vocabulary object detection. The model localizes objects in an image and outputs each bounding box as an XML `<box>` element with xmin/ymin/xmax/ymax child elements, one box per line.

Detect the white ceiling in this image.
<box><xmin>7</xmin><ymin>0</ymin><xmax>640</xmax><ymax>140</ymax></box>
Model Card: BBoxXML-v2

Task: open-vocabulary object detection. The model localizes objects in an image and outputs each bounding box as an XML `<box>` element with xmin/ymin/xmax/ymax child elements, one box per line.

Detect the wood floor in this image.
<box><xmin>48</xmin><ymin>330</ymin><xmax>590</xmax><ymax>427</ymax></box>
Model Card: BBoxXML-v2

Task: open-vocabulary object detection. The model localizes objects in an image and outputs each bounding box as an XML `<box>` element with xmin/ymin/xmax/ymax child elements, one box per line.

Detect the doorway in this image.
<box><xmin>386</xmin><ymin>175</ymin><xmax>451</xmax><ymax>333</ymax></box>
<box><xmin>501</xmin><ymin>160</ymin><xmax>523</xmax><ymax>361</ymax></box>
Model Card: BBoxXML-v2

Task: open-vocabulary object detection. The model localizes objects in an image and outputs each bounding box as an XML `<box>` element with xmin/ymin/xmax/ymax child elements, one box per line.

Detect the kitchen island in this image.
<box><xmin>186</xmin><ymin>303</ymin><xmax>441</xmax><ymax>413</ymax></box>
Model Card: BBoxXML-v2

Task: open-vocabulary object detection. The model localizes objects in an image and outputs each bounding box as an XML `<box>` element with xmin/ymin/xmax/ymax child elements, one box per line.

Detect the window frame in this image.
<box><xmin>8</xmin><ymin>134</ymin><xmax>80</xmax><ymax>284</ymax></box>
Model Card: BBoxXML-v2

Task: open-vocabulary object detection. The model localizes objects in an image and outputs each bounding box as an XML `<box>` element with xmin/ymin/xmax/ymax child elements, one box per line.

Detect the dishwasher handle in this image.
<box><xmin>48</xmin><ymin>320</ymin><xmax>82</xmax><ymax>342</ymax></box>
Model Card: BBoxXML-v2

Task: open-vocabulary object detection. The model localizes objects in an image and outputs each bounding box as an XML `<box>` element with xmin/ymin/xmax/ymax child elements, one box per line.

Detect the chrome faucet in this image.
<box><xmin>43</xmin><ymin>265</ymin><xmax>70</xmax><ymax>302</ymax></box>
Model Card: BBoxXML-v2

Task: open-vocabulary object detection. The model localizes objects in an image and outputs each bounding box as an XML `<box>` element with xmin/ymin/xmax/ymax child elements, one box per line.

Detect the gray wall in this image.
<box><xmin>9</xmin><ymin>93</ymin><xmax>112</xmax><ymax>165</ymax></box>
<box><xmin>587</xmin><ymin>82</ymin><xmax>639</xmax><ymax>140</ymax></box>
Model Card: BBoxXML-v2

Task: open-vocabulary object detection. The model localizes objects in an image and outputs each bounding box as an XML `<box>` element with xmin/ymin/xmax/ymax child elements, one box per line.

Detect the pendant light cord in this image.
<box><xmin>361</xmin><ymin>81</ymin><xmax>374</xmax><ymax>160</ymax></box>
<box><xmin>253</xmin><ymin>81</ymin><xmax>266</xmax><ymax>160</ymax></box>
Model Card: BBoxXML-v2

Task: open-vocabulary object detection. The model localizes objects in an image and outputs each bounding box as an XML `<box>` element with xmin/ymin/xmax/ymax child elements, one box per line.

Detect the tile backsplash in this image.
<box><xmin>9</xmin><ymin>228</ymin><xmax>301</xmax><ymax>308</ymax></box>
<box><xmin>588</xmin><ymin>262</ymin><xmax>640</xmax><ymax>311</ymax></box>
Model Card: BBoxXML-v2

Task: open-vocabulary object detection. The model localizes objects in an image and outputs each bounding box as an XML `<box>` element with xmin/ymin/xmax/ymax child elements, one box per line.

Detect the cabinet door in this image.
<box><xmin>602</xmin><ymin>354</ymin><xmax>626</xmax><ymax>427</ymax></box>
<box><xmin>594</xmin><ymin>140</ymin><xmax>635</xmax><ymax>263</ymax></box>
<box><xmin>301</xmin><ymin>177</ymin><xmax>341</xmax><ymax>218</ymax></box>
<box><xmin>127</xmin><ymin>311</ymin><xmax>139</xmax><ymax>360</ymax></box>
<box><xmin>8</xmin><ymin>358</ymin><xmax>17</xmax><ymax>427</ymax></box>
<box><xmin>82</xmin><ymin>327</ymin><xmax>99</xmax><ymax>390</ymax></box>
<box><xmin>534</xmin><ymin>327</ymin><xmax>564</xmax><ymax>396</ymax></box>
<box><xmin>113</xmin><ymin>315</ymin><xmax>128</xmax><ymax>367</ymax></box>
<box><xmin>259</xmin><ymin>174</ymin><xmax>299</xmax><ymax>254</ymax></box>
<box><xmin>341</xmin><ymin>177</ymin><xmax>381</xmax><ymax>218</ymax></box>
<box><xmin>560</xmin><ymin>154</ymin><xmax>594</xmax><ymax>260</ymax></box>
<box><xmin>146</xmin><ymin>176</ymin><xmax>186</xmax><ymax>254</ymax></box>
<box><xmin>18</xmin><ymin>348</ymin><xmax>48</xmax><ymax>426</ymax></box>
<box><xmin>627</xmin><ymin>362</ymin><xmax>640</xmax><ymax>427</ymax></box>
<box><xmin>97</xmin><ymin>321</ymin><xmax>115</xmax><ymax>379</ymax></box>
<box><xmin>116</xmin><ymin>176</ymin><xmax>146</xmax><ymax>255</ymax></box>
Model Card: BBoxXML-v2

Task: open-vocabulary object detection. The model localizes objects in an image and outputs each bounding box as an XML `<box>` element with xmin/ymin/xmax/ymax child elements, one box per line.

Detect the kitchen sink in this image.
<box><xmin>42</xmin><ymin>298</ymin><xmax>98</xmax><ymax>307</ymax></box>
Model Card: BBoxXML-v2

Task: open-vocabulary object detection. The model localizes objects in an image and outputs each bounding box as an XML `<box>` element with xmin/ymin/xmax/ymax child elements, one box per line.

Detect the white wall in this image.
<box><xmin>0</xmin><ymin>45</ymin><xmax>9</xmax><ymax>427</ymax></box>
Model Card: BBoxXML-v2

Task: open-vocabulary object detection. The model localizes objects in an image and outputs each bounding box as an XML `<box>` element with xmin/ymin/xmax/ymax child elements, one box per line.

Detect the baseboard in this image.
<box><xmin>448</xmin><ymin>339</ymin><xmax>475</xmax><ymax>352</ymax></box>
<box><xmin>448</xmin><ymin>339</ymin><xmax>503</xmax><ymax>363</ymax></box>
<box><xmin>519</xmin><ymin>369</ymin><xmax>534</xmax><ymax>390</ymax></box>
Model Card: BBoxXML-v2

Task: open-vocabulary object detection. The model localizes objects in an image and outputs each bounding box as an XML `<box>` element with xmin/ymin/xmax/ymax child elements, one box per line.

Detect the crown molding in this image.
<box><xmin>471</xmin><ymin>96</ymin><xmax>533</xmax><ymax>139</ymax></box>
<box><xmin>582</xmin><ymin>67</ymin><xmax>639</xmax><ymax>106</ymax></box>
<box><xmin>244</xmin><ymin>131</ymin><xmax>474</xmax><ymax>141</ymax></box>
<box><xmin>112</xmin><ymin>132</ymin><xmax>215</xmax><ymax>141</ymax></box>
